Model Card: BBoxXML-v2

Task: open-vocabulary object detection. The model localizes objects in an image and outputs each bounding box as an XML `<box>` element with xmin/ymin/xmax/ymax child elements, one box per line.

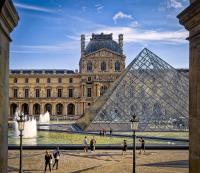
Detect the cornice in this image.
<box><xmin>177</xmin><ymin>1</ymin><xmax>200</xmax><ymax>32</ymax></box>
<box><xmin>0</xmin><ymin>0</ymin><xmax>19</xmax><ymax>40</ymax></box>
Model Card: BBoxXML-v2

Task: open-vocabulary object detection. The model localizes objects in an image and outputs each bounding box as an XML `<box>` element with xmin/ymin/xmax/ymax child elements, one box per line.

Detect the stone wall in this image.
<box><xmin>177</xmin><ymin>1</ymin><xmax>200</xmax><ymax>172</ymax></box>
<box><xmin>0</xmin><ymin>0</ymin><xmax>19</xmax><ymax>172</ymax></box>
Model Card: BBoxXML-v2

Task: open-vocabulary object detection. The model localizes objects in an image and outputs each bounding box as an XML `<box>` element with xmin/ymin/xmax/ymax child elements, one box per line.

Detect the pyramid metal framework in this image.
<box><xmin>85</xmin><ymin>48</ymin><xmax>189</xmax><ymax>131</ymax></box>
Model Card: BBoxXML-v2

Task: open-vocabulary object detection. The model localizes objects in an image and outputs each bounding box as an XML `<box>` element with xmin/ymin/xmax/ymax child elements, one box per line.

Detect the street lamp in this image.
<box><xmin>130</xmin><ymin>114</ymin><xmax>139</xmax><ymax>173</ymax></box>
<box><xmin>17</xmin><ymin>112</ymin><xmax>25</xmax><ymax>173</ymax></box>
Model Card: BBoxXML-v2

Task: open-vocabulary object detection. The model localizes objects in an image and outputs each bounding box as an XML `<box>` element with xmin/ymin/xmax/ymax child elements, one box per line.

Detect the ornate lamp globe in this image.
<box><xmin>17</xmin><ymin>113</ymin><xmax>25</xmax><ymax>131</ymax></box>
<box><xmin>130</xmin><ymin>114</ymin><xmax>139</xmax><ymax>131</ymax></box>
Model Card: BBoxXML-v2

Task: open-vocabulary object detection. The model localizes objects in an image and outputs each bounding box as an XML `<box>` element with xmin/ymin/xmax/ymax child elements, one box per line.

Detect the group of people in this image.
<box><xmin>99</xmin><ymin>128</ymin><xmax>113</xmax><ymax>136</ymax></box>
<box><xmin>83</xmin><ymin>136</ymin><xmax>96</xmax><ymax>152</ymax></box>
<box><xmin>44</xmin><ymin>147</ymin><xmax>60</xmax><ymax>172</ymax></box>
<box><xmin>122</xmin><ymin>137</ymin><xmax>145</xmax><ymax>155</ymax></box>
<box><xmin>44</xmin><ymin>136</ymin><xmax>145</xmax><ymax>172</ymax></box>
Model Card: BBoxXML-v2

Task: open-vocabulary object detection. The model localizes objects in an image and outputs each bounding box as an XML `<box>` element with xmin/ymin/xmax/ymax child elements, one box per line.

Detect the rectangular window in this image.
<box><xmin>36</xmin><ymin>78</ymin><xmax>40</xmax><ymax>83</ymax></box>
<box><xmin>47</xmin><ymin>89</ymin><xmax>51</xmax><ymax>98</ymax></box>
<box><xmin>87</xmin><ymin>88</ymin><xmax>92</xmax><ymax>97</ymax></box>
<box><xmin>25</xmin><ymin>78</ymin><xmax>29</xmax><ymax>83</ymax></box>
<box><xmin>58</xmin><ymin>89</ymin><xmax>62</xmax><ymax>98</ymax></box>
<box><xmin>69</xmin><ymin>78</ymin><xmax>73</xmax><ymax>83</ymax></box>
<box><xmin>13</xmin><ymin>89</ymin><xmax>18</xmax><ymax>98</ymax></box>
<box><xmin>35</xmin><ymin>89</ymin><xmax>40</xmax><ymax>98</ymax></box>
<box><xmin>69</xmin><ymin>89</ymin><xmax>73</xmax><ymax>98</ymax></box>
<box><xmin>58</xmin><ymin>78</ymin><xmax>62</xmax><ymax>83</ymax></box>
<box><xmin>24</xmin><ymin>89</ymin><xmax>29</xmax><ymax>98</ymax></box>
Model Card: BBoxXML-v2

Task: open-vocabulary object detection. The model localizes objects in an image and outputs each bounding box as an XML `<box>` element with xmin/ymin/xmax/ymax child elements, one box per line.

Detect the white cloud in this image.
<box><xmin>113</xmin><ymin>11</ymin><xmax>133</xmax><ymax>24</ymax></box>
<box><xmin>14</xmin><ymin>2</ymin><xmax>55</xmax><ymax>13</ymax></box>
<box><xmin>95</xmin><ymin>4</ymin><xmax>104</xmax><ymax>12</ymax></box>
<box><xmin>97</xmin><ymin>5</ymin><xmax>104</xmax><ymax>12</ymax></box>
<box><xmin>88</xmin><ymin>26</ymin><xmax>188</xmax><ymax>44</ymax></box>
<box><xmin>167</xmin><ymin>0</ymin><xmax>183</xmax><ymax>9</ymax></box>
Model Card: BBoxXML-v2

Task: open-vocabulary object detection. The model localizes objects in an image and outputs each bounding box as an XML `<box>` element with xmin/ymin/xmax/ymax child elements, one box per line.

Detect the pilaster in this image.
<box><xmin>0</xmin><ymin>0</ymin><xmax>19</xmax><ymax>172</ymax></box>
<box><xmin>177</xmin><ymin>1</ymin><xmax>200</xmax><ymax>172</ymax></box>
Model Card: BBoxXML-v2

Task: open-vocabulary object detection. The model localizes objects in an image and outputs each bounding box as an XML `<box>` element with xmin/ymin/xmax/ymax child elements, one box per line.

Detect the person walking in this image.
<box><xmin>110</xmin><ymin>128</ymin><xmax>113</xmax><ymax>136</ymax></box>
<box><xmin>83</xmin><ymin>136</ymin><xmax>88</xmax><ymax>152</ymax></box>
<box><xmin>122</xmin><ymin>140</ymin><xmax>127</xmax><ymax>155</ymax></box>
<box><xmin>90</xmin><ymin>136</ymin><xmax>96</xmax><ymax>152</ymax></box>
<box><xmin>53</xmin><ymin>147</ymin><xmax>60</xmax><ymax>170</ymax></box>
<box><xmin>139</xmin><ymin>137</ymin><xmax>145</xmax><ymax>154</ymax></box>
<box><xmin>44</xmin><ymin>150</ymin><xmax>52</xmax><ymax>172</ymax></box>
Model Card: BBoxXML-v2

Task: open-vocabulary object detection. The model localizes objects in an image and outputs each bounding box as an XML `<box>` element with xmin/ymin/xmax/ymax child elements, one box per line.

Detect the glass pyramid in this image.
<box><xmin>76</xmin><ymin>48</ymin><xmax>189</xmax><ymax>131</ymax></box>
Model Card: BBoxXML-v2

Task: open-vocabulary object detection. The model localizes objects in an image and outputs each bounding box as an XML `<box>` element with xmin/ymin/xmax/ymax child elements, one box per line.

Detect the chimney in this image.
<box><xmin>81</xmin><ymin>34</ymin><xmax>85</xmax><ymax>56</ymax></box>
<box><xmin>118</xmin><ymin>34</ymin><xmax>123</xmax><ymax>54</ymax></box>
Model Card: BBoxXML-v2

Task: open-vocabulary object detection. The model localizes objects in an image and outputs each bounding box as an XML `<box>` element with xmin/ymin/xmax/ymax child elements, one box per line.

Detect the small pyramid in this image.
<box><xmin>76</xmin><ymin>48</ymin><xmax>189</xmax><ymax>131</ymax></box>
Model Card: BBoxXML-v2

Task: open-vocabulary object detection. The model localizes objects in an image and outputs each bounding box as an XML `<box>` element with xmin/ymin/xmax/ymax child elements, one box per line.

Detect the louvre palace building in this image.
<box><xmin>9</xmin><ymin>33</ymin><xmax>126</xmax><ymax>119</ymax></box>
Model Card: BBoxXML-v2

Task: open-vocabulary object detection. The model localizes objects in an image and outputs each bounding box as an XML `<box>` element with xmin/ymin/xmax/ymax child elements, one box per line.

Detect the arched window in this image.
<box><xmin>87</xmin><ymin>62</ymin><xmax>93</xmax><ymax>71</ymax></box>
<box><xmin>115</xmin><ymin>61</ymin><xmax>120</xmax><ymax>71</ymax></box>
<box><xmin>10</xmin><ymin>103</ymin><xmax>18</xmax><ymax>116</ymax></box>
<box><xmin>22</xmin><ymin>103</ymin><xmax>29</xmax><ymax>115</ymax></box>
<box><xmin>33</xmin><ymin>103</ymin><xmax>40</xmax><ymax>115</ymax></box>
<box><xmin>67</xmin><ymin>103</ymin><xmax>75</xmax><ymax>115</ymax></box>
<box><xmin>101</xmin><ymin>62</ymin><xmax>106</xmax><ymax>71</ymax></box>
<box><xmin>56</xmin><ymin>103</ymin><xmax>63</xmax><ymax>115</ymax></box>
<box><xmin>45</xmin><ymin>104</ymin><xmax>52</xmax><ymax>114</ymax></box>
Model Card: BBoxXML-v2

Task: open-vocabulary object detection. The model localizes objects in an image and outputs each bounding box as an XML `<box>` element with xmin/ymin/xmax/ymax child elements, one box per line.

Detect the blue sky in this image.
<box><xmin>11</xmin><ymin>0</ymin><xmax>189</xmax><ymax>70</ymax></box>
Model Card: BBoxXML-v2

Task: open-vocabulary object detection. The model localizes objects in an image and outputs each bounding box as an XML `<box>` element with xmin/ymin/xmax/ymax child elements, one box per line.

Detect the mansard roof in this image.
<box><xmin>85</xmin><ymin>33</ymin><xmax>122</xmax><ymax>55</ymax></box>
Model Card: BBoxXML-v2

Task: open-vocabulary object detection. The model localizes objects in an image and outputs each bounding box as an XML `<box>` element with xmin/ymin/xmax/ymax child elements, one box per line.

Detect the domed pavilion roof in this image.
<box><xmin>85</xmin><ymin>33</ymin><xmax>122</xmax><ymax>55</ymax></box>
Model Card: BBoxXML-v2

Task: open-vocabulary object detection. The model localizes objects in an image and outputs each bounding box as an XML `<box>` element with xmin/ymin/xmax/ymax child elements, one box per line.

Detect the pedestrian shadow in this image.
<box><xmin>140</xmin><ymin>160</ymin><xmax>188</xmax><ymax>168</ymax></box>
<box><xmin>23</xmin><ymin>169</ymin><xmax>44</xmax><ymax>173</ymax></box>
<box><xmin>69</xmin><ymin>165</ymin><xmax>101</xmax><ymax>173</ymax></box>
<box><xmin>62</xmin><ymin>151</ymin><xmax>121</xmax><ymax>162</ymax></box>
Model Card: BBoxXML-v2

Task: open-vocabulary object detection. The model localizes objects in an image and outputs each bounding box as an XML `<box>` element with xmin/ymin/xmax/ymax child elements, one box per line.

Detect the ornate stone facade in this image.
<box><xmin>9</xmin><ymin>33</ymin><xmax>126</xmax><ymax>119</ymax></box>
<box><xmin>0</xmin><ymin>0</ymin><xmax>19</xmax><ymax>172</ymax></box>
<box><xmin>178</xmin><ymin>0</ymin><xmax>200</xmax><ymax>172</ymax></box>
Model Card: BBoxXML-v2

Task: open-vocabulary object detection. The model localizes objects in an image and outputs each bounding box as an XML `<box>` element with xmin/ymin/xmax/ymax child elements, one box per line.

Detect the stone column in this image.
<box><xmin>52</xmin><ymin>104</ymin><xmax>56</xmax><ymax>116</ymax></box>
<box><xmin>29</xmin><ymin>102</ymin><xmax>33</xmax><ymax>115</ymax></box>
<box><xmin>41</xmin><ymin>103</ymin><xmax>44</xmax><ymax>114</ymax></box>
<box><xmin>63</xmin><ymin>102</ymin><xmax>67</xmax><ymax>116</ymax></box>
<box><xmin>177</xmin><ymin>1</ymin><xmax>200</xmax><ymax>172</ymax></box>
<box><xmin>0</xmin><ymin>1</ymin><xmax>19</xmax><ymax>172</ymax></box>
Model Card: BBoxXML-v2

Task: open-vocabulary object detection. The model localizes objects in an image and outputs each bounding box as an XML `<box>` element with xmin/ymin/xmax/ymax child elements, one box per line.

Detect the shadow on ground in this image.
<box><xmin>141</xmin><ymin>160</ymin><xmax>188</xmax><ymax>168</ymax></box>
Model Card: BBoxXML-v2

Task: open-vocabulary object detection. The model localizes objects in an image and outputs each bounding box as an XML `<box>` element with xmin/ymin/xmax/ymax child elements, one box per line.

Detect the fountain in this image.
<box><xmin>39</xmin><ymin>111</ymin><xmax>50</xmax><ymax>124</ymax></box>
<box><xmin>13</xmin><ymin>108</ymin><xmax>37</xmax><ymax>138</ymax></box>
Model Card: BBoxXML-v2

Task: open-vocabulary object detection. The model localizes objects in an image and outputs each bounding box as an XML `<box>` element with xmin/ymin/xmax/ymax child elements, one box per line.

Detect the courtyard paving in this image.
<box><xmin>8</xmin><ymin>150</ymin><xmax>188</xmax><ymax>173</ymax></box>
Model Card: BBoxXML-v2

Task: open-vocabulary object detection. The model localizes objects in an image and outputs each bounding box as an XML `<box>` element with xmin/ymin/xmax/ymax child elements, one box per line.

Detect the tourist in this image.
<box><xmin>122</xmin><ymin>140</ymin><xmax>127</xmax><ymax>155</ymax></box>
<box><xmin>83</xmin><ymin>136</ymin><xmax>88</xmax><ymax>152</ymax></box>
<box><xmin>110</xmin><ymin>128</ymin><xmax>112</xmax><ymax>136</ymax></box>
<box><xmin>44</xmin><ymin>150</ymin><xmax>52</xmax><ymax>172</ymax></box>
<box><xmin>139</xmin><ymin>137</ymin><xmax>145</xmax><ymax>154</ymax></box>
<box><xmin>90</xmin><ymin>136</ymin><xmax>96</xmax><ymax>152</ymax></box>
<box><xmin>53</xmin><ymin>147</ymin><xmax>60</xmax><ymax>170</ymax></box>
<box><xmin>99</xmin><ymin>130</ymin><xmax>102</xmax><ymax>136</ymax></box>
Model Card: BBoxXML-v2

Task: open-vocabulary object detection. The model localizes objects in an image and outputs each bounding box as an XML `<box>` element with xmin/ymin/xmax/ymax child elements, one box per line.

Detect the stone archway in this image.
<box><xmin>67</xmin><ymin>103</ymin><xmax>75</xmax><ymax>115</ymax></box>
<box><xmin>44</xmin><ymin>103</ymin><xmax>52</xmax><ymax>114</ymax></box>
<box><xmin>33</xmin><ymin>103</ymin><xmax>40</xmax><ymax>115</ymax></box>
<box><xmin>21</xmin><ymin>103</ymin><xmax>29</xmax><ymax>115</ymax></box>
<box><xmin>10</xmin><ymin>103</ymin><xmax>18</xmax><ymax>117</ymax></box>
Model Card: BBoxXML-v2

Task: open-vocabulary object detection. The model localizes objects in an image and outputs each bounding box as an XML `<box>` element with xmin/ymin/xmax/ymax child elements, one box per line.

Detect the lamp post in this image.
<box><xmin>130</xmin><ymin>114</ymin><xmax>139</xmax><ymax>173</ymax></box>
<box><xmin>17</xmin><ymin>113</ymin><xmax>25</xmax><ymax>173</ymax></box>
